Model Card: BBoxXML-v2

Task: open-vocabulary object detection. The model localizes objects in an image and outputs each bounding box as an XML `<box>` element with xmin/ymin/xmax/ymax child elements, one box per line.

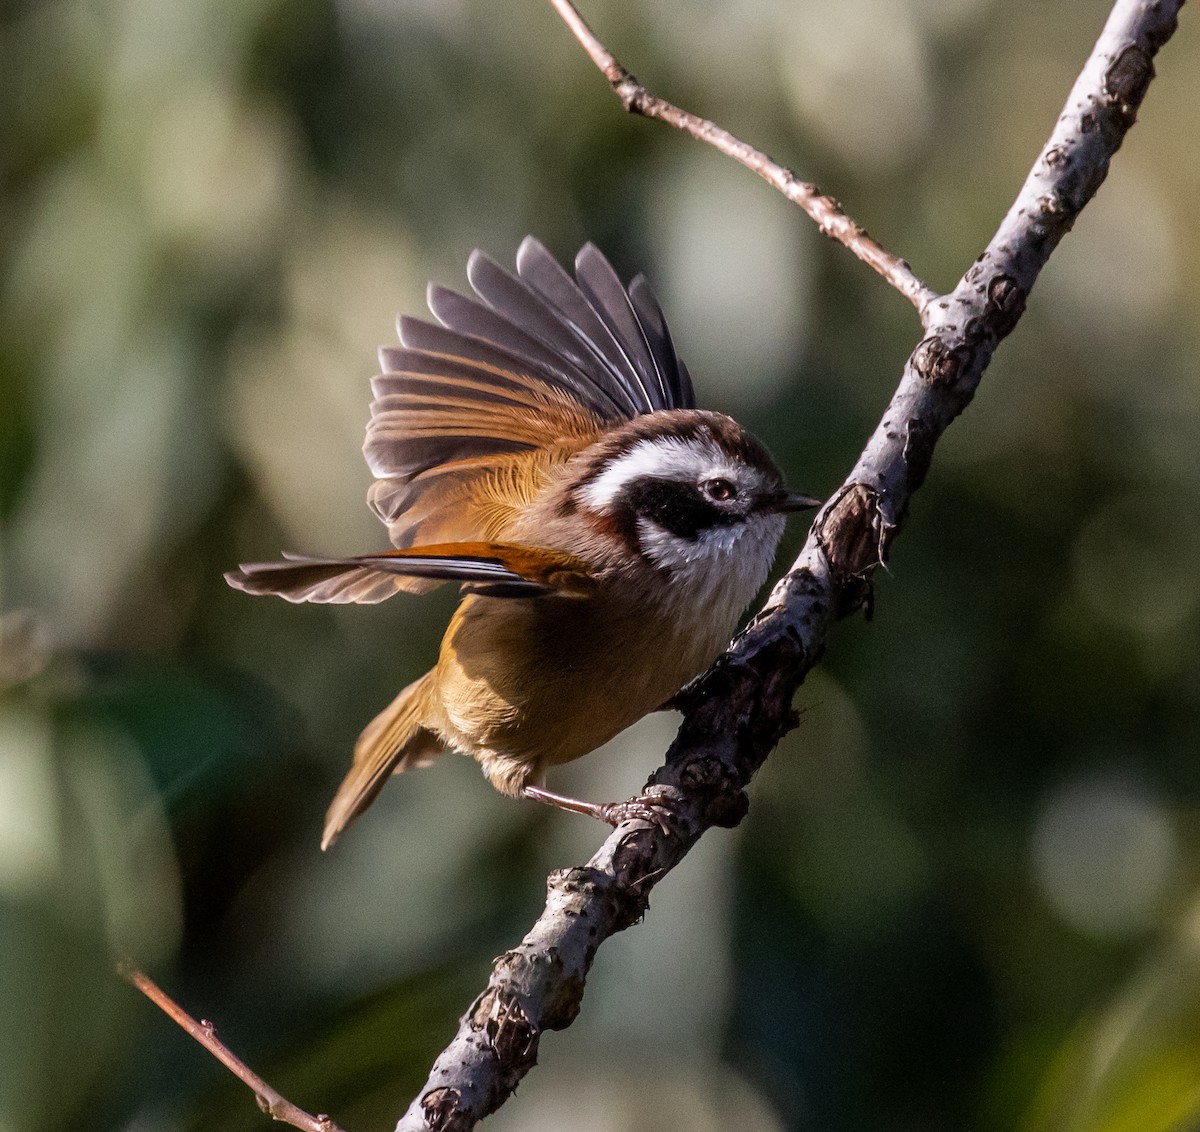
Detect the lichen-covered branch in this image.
<box><xmin>547</xmin><ymin>0</ymin><xmax>938</xmax><ymax>315</ymax></box>
<box><xmin>395</xmin><ymin>1</ymin><xmax>1184</xmax><ymax>1128</ymax></box>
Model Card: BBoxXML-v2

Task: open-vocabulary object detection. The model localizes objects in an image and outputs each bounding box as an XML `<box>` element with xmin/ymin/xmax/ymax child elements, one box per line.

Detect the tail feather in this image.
<box><xmin>322</xmin><ymin>674</ymin><xmax>444</xmax><ymax>849</ymax></box>
<box><xmin>225</xmin><ymin>558</ymin><xmax>440</xmax><ymax>604</ymax></box>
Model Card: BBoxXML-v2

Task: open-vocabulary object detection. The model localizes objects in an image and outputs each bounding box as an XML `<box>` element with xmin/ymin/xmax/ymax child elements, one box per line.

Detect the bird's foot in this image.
<box><xmin>522</xmin><ymin>784</ymin><xmax>681</xmax><ymax>834</ymax></box>
<box><xmin>595</xmin><ymin>790</ymin><xmax>680</xmax><ymax>834</ymax></box>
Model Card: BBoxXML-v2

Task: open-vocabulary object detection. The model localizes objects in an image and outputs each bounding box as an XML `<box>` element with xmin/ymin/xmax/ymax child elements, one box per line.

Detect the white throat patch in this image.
<box><xmin>578</xmin><ymin>432</ymin><xmax>786</xmax><ymax>619</ymax></box>
<box><xmin>638</xmin><ymin>508</ymin><xmax>785</xmax><ymax>626</ymax></box>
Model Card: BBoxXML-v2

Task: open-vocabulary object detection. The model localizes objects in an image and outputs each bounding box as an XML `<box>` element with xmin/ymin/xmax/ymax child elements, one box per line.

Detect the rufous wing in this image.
<box><xmin>365</xmin><ymin>237</ymin><xmax>696</xmax><ymax>549</ymax></box>
<box><xmin>224</xmin><ymin>542</ymin><xmax>593</xmax><ymax>604</ymax></box>
<box><xmin>227</xmin><ymin>239</ymin><xmax>695</xmax><ymax>603</ymax></box>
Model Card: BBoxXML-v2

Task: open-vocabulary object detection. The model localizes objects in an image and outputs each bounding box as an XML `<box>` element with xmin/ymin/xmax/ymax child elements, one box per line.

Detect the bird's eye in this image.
<box><xmin>703</xmin><ymin>478</ymin><xmax>737</xmax><ymax>502</ymax></box>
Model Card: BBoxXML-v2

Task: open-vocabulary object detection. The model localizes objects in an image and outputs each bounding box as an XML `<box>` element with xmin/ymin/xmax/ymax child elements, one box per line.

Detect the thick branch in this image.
<box><xmin>395</xmin><ymin>1</ymin><xmax>1184</xmax><ymax>1129</ymax></box>
<box><xmin>121</xmin><ymin>966</ymin><xmax>346</xmax><ymax>1132</ymax></box>
<box><xmin>548</xmin><ymin>0</ymin><xmax>939</xmax><ymax>314</ymax></box>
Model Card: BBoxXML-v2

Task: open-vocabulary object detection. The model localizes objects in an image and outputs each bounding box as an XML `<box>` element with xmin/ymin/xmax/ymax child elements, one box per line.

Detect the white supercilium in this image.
<box><xmin>579</xmin><ymin>434</ymin><xmax>785</xmax><ymax>614</ymax></box>
<box><xmin>580</xmin><ymin>436</ymin><xmax>763</xmax><ymax>510</ymax></box>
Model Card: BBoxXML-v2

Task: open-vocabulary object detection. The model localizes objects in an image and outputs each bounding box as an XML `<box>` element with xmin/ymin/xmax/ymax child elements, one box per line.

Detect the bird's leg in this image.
<box><xmin>521</xmin><ymin>785</ymin><xmax>677</xmax><ymax>834</ymax></box>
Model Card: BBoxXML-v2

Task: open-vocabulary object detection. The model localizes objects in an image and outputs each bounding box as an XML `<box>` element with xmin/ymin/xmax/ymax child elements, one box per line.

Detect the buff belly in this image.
<box><xmin>425</xmin><ymin>590</ymin><xmax>734</xmax><ymax>795</ymax></box>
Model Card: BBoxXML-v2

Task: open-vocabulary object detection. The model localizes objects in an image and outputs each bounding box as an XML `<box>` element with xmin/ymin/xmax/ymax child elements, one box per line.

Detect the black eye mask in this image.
<box><xmin>619</xmin><ymin>477</ymin><xmax>744</xmax><ymax>543</ymax></box>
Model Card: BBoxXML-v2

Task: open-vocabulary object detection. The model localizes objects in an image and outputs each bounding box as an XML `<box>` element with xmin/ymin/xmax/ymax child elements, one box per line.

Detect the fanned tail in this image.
<box><xmin>322</xmin><ymin>674</ymin><xmax>445</xmax><ymax>849</ymax></box>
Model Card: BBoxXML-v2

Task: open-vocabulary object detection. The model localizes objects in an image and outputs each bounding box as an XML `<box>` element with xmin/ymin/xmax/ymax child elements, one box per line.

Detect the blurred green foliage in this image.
<box><xmin>2</xmin><ymin>1</ymin><xmax>1199</xmax><ymax>1129</ymax></box>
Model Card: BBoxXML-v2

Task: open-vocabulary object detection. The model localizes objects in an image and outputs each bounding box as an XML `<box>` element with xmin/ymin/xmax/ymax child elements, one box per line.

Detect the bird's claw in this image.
<box><xmin>598</xmin><ymin>790</ymin><xmax>679</xmax><ymax>835</ymax></box>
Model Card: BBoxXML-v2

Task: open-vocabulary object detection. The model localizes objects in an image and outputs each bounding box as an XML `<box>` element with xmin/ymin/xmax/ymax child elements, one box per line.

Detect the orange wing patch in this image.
<box><xmin>365</xmin><ymin>360</ymin><xmax>605</xmax><ymax>548</ymax></box>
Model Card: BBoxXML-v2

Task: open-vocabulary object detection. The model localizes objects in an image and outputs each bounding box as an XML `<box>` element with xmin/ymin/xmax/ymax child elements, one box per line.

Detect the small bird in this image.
<box><xmin>227</xmin><ymin>239</ymin><xmax>819</xmax><ymax>848</ymax></box>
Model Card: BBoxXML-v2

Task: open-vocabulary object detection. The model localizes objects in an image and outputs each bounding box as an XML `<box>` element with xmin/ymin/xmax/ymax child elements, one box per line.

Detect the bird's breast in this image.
<box><xmin>428</xmin><ymin>580</ymin><xmax>742</xmax><ymax>771</ymax></box>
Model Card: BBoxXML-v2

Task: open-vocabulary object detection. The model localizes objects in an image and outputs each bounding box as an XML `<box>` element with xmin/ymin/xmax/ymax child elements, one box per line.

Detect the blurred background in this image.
<box><xmin>2</xmin><ymin>0</ymin><xmax>1199</xmax><ymax>1129</ymax></box>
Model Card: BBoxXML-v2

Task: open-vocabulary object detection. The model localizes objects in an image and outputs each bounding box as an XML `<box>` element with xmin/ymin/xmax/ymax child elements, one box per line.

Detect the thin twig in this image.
<box><xmin>547</xmin><ymin>0</ymin><xmax>940</xmax><ymax>316</ymax></box>
<box><xmin>392</xmin><ymin>0</ymin><xmax>1185</xmax><ymax>1127</ymax></box>
<box><xmin>120</xmin><ymin>964</ymin><xmax>346</xmax><ymax>1132</ymax></box>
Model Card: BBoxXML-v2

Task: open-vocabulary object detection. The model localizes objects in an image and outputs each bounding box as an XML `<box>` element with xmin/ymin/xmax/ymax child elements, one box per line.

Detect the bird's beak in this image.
<box><xmin>765</xmin><ymin>491</ymin><xmax>823</xmax><ymax>513</ymax></box>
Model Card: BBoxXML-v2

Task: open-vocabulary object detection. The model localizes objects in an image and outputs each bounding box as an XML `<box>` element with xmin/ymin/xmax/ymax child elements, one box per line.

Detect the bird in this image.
<box><xmin>225</xmin><ymin>238</ymin><xmax>820</xmax><ymax>849</ymax></box>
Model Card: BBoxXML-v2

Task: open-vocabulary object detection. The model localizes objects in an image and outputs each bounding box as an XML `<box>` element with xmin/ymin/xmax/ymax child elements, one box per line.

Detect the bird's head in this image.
<box><xmin>563</xmin><ymin>410</ymin><xmax>819</xmax><ymax>595</ymax></box>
